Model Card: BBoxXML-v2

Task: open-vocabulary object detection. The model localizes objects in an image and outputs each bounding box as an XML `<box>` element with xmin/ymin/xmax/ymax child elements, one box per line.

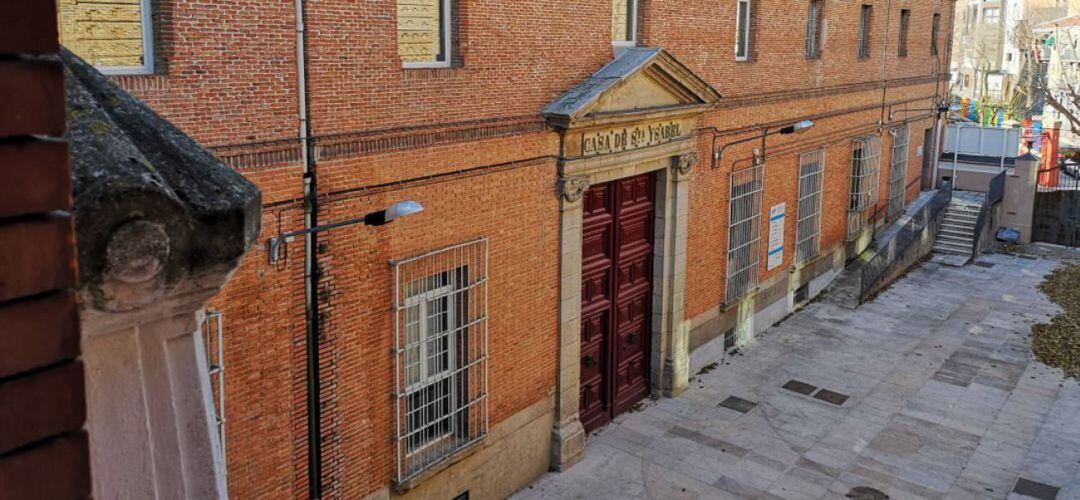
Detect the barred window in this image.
<box><xmin>57</xmin><ymin>0</ymin><xmax>154</xmax><ymax>74</ymax></box>
<box><xmin>392</xmin><ymin>238</ymin><xmax>488</xmax><ymax>483</ymax></box>
<box><xmin>726</xmin><ymin>161</ymin><xmax>764</xmax><ymax>303</ymax></box>
<box><xmin>612</xmin><ymin>0</ymin><xmax>638</xmax><ymax>45</ymax></box>
<box><xmin>796</xmin><ymin>150</ymin><xmax>826</xmax><ymax>264</ymax></box>
<box><xmin>898</xmin><ymin>9</ymin><xmax>910</xmax><ymax>57</ymax></box>
<box><xmin>857</xmin><ymin>4</ymin><xmax>873</xmax><ymax>59</ymax></box>
<box><xmin>887</xmin><ymin>127</ymin><xmax>910</xmax><ymax>217</ymax></box>
<box><xmin>847</xmin><ymin>135</ymin><xmax>881</xmax><ymax>239</ymax></box>
<box><xmin>806</xmin><ymin>0</ymin><xmax>824</xmax><ymax>59</ymax></box>
<box><xmin>735</xmin><ymin>0</ymin><xmax>752</xmax><ymax>60</ymax></box>
<box><xmin>398</xmin><ymin>0</ymin><xmax>452</xmax><ymax>67</ymax></box>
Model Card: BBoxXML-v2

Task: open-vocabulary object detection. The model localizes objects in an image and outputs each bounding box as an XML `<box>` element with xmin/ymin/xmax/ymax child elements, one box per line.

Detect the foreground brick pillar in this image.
<box><xmin>0</xmin><ymin>1</ymin><xmax>90</xmax><ymax>499</ymax></box>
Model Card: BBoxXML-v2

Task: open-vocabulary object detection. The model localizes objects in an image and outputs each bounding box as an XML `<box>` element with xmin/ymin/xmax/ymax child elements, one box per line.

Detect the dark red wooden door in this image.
<box><xmin>579</xmin><ymin>173</ymin><xmax>655</xmax><ymax>432</ymax></box>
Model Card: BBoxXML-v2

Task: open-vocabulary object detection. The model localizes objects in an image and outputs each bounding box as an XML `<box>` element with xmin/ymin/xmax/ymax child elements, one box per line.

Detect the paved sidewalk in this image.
<box><xmin>515</xmin><ymin>250</ymin><xmax>1080</xmax><ymax>499</ymax></box>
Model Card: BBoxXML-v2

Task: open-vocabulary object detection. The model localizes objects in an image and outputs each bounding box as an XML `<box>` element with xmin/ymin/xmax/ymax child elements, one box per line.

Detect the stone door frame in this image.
<box><xmin>549</xmin><ymin>138</ymin><xmax>696</xmax><ymax>471</ymax></box>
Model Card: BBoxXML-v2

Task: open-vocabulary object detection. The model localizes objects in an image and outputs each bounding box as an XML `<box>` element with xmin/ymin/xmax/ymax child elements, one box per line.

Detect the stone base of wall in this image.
<box><xmin>376</xmin><ymin>395</ymin><xmax>555</xmax><ymax>500</ymax></box>
<box><xmin>687</xmin><ymin>247</ymin><xmax>845</xmax><ymax>375</ymax></box>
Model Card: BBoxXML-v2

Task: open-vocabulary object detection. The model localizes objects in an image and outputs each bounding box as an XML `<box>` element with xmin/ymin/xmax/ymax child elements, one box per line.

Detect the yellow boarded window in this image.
<box><xmin>58</xmin><ymin>0</ymin><xmax>153</xmax><ymax>74</ymax></box>
<box><xmin>612</xmin><ymin>0</ymin><xmax>636</xmax><ymax>43</ymax></box>
<box><xmin>398</xmin><ymin>0</ymin><xmax>449</xmax><ymax>66</ymax></box>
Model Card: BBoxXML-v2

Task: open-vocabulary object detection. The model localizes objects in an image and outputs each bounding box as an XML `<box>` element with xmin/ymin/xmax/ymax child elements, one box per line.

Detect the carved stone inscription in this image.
<box><xmin>580</xmin><ymin>121</ymin><xmax>686</xmax><ymax>157</ymax></box>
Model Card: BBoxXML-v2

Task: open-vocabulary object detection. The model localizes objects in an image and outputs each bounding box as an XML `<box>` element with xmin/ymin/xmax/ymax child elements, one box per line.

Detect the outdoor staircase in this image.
<box><xmin>933</xmin><ymin>199</ymin><xmax>982</xmax><ymax>256</ymax></box>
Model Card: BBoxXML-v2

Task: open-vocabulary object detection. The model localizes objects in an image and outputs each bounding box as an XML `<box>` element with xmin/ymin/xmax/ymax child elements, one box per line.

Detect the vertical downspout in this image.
<box><xmin>880</xmin><ymin>0</ymin><xmax>892</xmax><ymax>127</ymax></box>
<box><xmin>295</xmin><ymin>0</ymin><xmax>322</xmax><ymax>497</ymax></box>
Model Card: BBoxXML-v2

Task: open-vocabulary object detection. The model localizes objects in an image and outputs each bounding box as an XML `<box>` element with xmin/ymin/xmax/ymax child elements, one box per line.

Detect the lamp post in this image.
<box><xmin>712</xmin><ymin>120</ymin><xmax>815</xmax><ymax>169</ymax></box>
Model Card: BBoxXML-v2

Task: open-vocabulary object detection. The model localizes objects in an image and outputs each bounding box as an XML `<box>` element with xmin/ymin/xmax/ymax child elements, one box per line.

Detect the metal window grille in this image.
<box><xmin>847</xmin><ymin>135</ymin><xmax>881</xmax><ymax>240</ymax></box>
<box><xmin>887</xmin><ymin>127</ymin><xmax>910</xmax><ymax>217</ymax></box>
<box><xmin>858</xmin><ymin>5</ymin><xmax>873</xmax><ymax>58</ymax></box>
<box><xmin>806</xmin><ymin>0</ymin><xmax>823</xmax><ymax>59</ymax></box>
<box><xmin>726</xmin><ymin>161</ymin><xmax>764</xmax><ymax>303</ymax></box>
<box><xmin>200</xmin><ymin>309</ymin><xmax>226</xmax><ymax>471</ymax></box>
<box><xmin>898</xmin><ymin>9</ymin><xmax>910</xmax><ymax>57</ymax></box>
<box><xmin>796</xmin><ymin>150</ymin><xmax>826</xmax><ymax>264</ymax></box>
<box><xmin>392</xmin><ymin>238</ymin><xmax>488</xmax><ymax>483</ymax></box>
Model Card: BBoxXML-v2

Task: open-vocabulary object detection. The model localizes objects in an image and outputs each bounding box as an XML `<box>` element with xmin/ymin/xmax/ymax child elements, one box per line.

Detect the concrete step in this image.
<box><xmin>941</xmin><ymin>221</ymin><xmax>977</xmax><ymax>232</ymax></box>
<box><xmin>934</xmin><ymin>240</ymin><xmax>972</xmax><ymax>255</ymax></box>
<box><xmin>940</xmin><ymin>227</ymin><xmax>976</xmax><ymax>239</ymax></box>
<box><xmin>937</xmin><ymin>233</ymin><xmax>974</xmax><ymax>246</ymax></box>
<box><xmin>944</xmin><ymin>211</ymin><xmax>980</xmax><ymax>222</ymax></box>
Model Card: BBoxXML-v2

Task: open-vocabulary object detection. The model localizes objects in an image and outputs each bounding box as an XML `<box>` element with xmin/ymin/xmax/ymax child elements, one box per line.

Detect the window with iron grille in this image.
<box><xmin>898</xmin><ymin>9</ymin><xmax>910</xmax><ymax>57</ymax></box>
<box><xmin>735</xmin><ymin>0</ymin><xmax>752</xmax><ymax>61</ymax></box>
<box><xmin>887</xmin><ymin>127</ymin><xmax>910</xmax><ymax>217</ymax></box>
<box><xmin>931</xmin><ymin>13</ymin><xmax>941</xmax><ymax>55</ymax></box>
<box><xmin>806</xmin><ymin>0</ymin><xmax>824</xmax><ymax>59</ymax></box>
<box><xmin>796</xmin><ymin>150</ymin><xmax>826</xmax><ymax>264</ymax></box>
<box><xmin>612</xmin><ymin>0</ymin><xmax>638</xmax><ymax>45</ymax></box>
<box><xmin>726</xmin><ymin>161</ymin><xmax>764</xmax><ymax>303</ymax></box>
<box><xmin>392</xmin><ymin>238</ymin><xmax>488</xmax><ymax>483</ymax></box>
<box><xmin>847</xmin><ymin>135</ymin><xmax>881</xmax><ymax>239</ymax></box>
<box><xmin>857</xmin><ymin>4</ymin><xmax>873</xmax><ymax>59</ymax></box>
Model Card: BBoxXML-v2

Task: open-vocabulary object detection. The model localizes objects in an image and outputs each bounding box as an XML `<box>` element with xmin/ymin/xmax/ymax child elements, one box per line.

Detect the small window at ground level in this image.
<box><xmin>858</xmin><ymin>4</ymin><xmax>873</xmax><ymax>59</ymax></box>
<box><xmin>612</xmin><ymin>0</ymin><xmax>637</xmax><ymax>45</ymax></box>
<box><xmin>898</xmin><ymin>9</ymin><xmax>910</xmax><ymax>57</ymax></box>
<box><xmin>58</xmin><ymin>0</ymin><xmax>154</xmax><ymax>74</ymax></box>
<box><xmin>735</xmin><ymin>0</ymin><xmax>752</xmax><ymax>60</ymax></box>
<box><xmin>806</xmin><ymin>0</ymin><xmax>824</xmax><ymax>59</ymax></box>
<box><xmin>398</xmin><ymin>0</ymin><xmax>452</xmax><ymax>67</ymax></box>
<box><xmin>392</xmin><ymin>238</ymin><xmax>488</xmax><ymax>482</ymax></box>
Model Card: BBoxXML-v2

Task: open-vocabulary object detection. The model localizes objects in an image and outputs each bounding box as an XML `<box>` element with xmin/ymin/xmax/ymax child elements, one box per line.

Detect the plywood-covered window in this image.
<box><xmin>58</xmin><ymin>0</ymin><xmax>154</xmax><ymax>74</ymax></box>
<box><xmin>898</xmin><ymin>9</ymin><xmax>910</xmax><ymax>57</ymax></box>
<box><xmin>398</xmin><ymin>0</ymin><xmax>452</xmax><ymax>67</ymax></box>
<box><xmin>612</xmin><ymin>0</ymin><xmax>638</xmax><ymax>45</ymax></box>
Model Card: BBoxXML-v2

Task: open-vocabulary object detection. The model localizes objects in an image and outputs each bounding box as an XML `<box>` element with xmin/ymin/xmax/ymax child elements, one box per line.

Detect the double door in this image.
<box><xmin>578</xmin><ymin>173</ymin><xmax>655</xmax><ymax>432</ymax></box>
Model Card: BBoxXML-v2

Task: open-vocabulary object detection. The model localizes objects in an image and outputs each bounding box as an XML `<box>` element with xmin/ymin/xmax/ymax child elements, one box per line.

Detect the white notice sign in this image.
<box><xmin>767</xmin><ymin>203</ymin><xmax>786</xmax><ymax>271</ymax></box>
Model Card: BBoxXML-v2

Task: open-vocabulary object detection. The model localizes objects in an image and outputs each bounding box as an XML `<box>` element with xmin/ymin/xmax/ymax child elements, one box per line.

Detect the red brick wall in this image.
<box><xmin>0</xmin><ymin>1</ymin><xmax>90</xmax><ymax>498</ymax></box>
<box><xmin>102</xmin><ymin>0</ymin><xmax>956</xmax><ymax>497</ymax></box>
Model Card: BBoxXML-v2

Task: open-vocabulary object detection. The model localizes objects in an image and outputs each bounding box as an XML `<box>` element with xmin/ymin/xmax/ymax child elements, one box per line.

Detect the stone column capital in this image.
<box><xmin>673</xmin><ymin>152</ymin><xmax>698</xmax><ymax>177</ymax></box>
<box><xmin>558</xmin><ymin>176</ymin><xmax>591</xmax><ymax>203</ymax></box>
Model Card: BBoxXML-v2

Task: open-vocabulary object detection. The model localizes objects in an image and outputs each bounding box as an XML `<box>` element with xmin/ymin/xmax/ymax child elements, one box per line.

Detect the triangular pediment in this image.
<box><xmin>544</xmin><ymin>47</ymin><xmax>720</xmax><ymax>127</ymax></box>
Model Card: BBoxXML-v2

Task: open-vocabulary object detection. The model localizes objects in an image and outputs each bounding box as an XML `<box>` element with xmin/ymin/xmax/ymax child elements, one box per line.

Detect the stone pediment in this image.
<box><xmin>543</xmin><ymin>47</ymin><xmax>721</xmax><ymax>128</ymax></box>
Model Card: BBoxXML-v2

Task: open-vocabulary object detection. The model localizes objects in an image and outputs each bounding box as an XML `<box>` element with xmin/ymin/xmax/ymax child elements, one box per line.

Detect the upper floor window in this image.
<box><xmin>398</xmin><ymin>0</ymin><xmax>453</xmax><ymax>68</ymax></box>
<box><xmin>983</xmin><ymin>7</ymin><xmax>1000</xmax><ymax>24</ymax></box>
<box><xmin>931</xmin><ymin>13</ymin><xmax>941</xmax><ymax>55</ymax></box>
<box><xmin>58</xmin><ymin>0</ymin><xmax>154</xmax><ymax>74</ymax></box>
<box><xmin>898</xmin><ymin>9</ymin><xmax>910</xmax><ymax>57</ymax></box>
<box><xmin>806</xmin><ymin>0</ymin><xmax>824</xmax><ymax>59</ymax></box>
<box><xmin>613</xmin><ymin>0</ymin><xmax>638</xmax><ymax>46</ymax></box>
<box><xmin>735</xmin><ymin>0</ymin><xmax>752</xmax><ymax>60</ymax></box>
<box><xmin>857</xmin><ymin>4</ymin><xmax>873</xmax><ymax>59</ymax></box>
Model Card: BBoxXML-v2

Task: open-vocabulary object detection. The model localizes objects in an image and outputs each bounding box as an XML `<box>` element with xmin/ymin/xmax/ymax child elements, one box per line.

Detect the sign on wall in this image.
<box><xmin>767</xmin><ymin>203</ymin><xmax>786</xmax><ymax>271</ymax></box>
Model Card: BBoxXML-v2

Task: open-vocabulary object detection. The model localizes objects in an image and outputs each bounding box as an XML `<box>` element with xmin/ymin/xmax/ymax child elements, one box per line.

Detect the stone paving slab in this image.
<box><xmin>514</xmin><ymin>250</ymin><xmax>1080</xmax><ymax>499</ymax></box>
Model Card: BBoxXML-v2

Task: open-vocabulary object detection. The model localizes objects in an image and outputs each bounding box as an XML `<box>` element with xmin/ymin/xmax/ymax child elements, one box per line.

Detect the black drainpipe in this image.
<box><xmin>294</xmin><ymin>0</ymin><xmax>322</xmax><ymax>496</ymax></box>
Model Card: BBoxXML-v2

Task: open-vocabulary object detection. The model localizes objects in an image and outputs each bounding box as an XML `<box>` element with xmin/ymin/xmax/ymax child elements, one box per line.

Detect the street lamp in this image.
<box><xmin>268</xmin><ymin>200</ymin><xmax>424</xmax><ymax>263</ymax></box>
<box><xmin>712</xmin><ymin>119</ymin><xmax>815</xmax><ymax>168</ymax></box>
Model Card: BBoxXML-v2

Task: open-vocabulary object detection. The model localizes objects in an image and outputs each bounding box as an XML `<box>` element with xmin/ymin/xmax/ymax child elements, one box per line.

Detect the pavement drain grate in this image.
<box><xmin>845</xmin><ymin>486</ymin><xmax>888</xmax><ymax>500</ymax></box>
<box><xmin>1018</xmin><ymin>254</ymin><xmax>1038</xmax><ymax>260</ymax></box>
<box><xmin>718</xmin><ymin>396</ymin><xmax>757</xmax><ymax>413</ymax></box>
<box><xmin>1013</xmin><ymin>478</ymin><xmax>1060</xmax><ymax>500</ymax></box>
<box><xmin>782</xmin><ymin>380</ymin><xmax>818</xmax><ymax>395</ymax></box>
<box><xmin>974</xmin><ymin>261</ymin><xmax>996</xmax><ymax>268</ymax></box>
<box><xmin>813</xmin><ymin>388</ymin><xmax>850</xmax><ymax>406</ymax></box>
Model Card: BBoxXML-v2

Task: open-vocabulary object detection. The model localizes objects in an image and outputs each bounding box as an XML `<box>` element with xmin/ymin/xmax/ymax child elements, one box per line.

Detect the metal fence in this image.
<box><xmin>391</xmin><ymin>238</ymin><xmax>489</xmax><ymax>483</ymax></box>
<box><xmin>970</xmin><ymin>171</ymin><xmax>1007</xmax><ymax>258</ymax></box>
<box><xmin>859</xmin><ymin>181</ymin><xmax>953</xmax><ymax>301</ymax></box>
<box><xmin>726</xmin><ymin>161</ymin><xmax>765</xmax><ymax>303</ymax></box>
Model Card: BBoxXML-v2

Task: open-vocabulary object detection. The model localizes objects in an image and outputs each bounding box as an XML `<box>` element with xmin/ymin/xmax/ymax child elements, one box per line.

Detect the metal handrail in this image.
<box><xmin>859</xmin><ymin>180</ymin><xmax>953</xmax><ymax>301</ymax></box>
<box><xmin>970</xmin><ymin>171</ymin><xmax>1007</xmax><ymax>259</ymax></box>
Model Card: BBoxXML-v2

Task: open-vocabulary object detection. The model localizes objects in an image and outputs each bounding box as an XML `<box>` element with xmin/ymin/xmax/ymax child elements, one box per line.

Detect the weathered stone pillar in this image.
<box><xmin>62</xmin><ymin>50</ymin><xmax>261</xmax><ymax>499</ymax></box>
<box><xmin>1002</xmin><ymin>153</ymin><xmax>1039</xmax><ymax>243</ymax></box>
<box><xmin>550</xmin><ymin>176</ymin><xmax>588</xmax><ymax>471</ymax></box>
<box><xmin>655</xmin><ymin>154</ymin><xmax>693</xmax><ymax>397</ymax></box>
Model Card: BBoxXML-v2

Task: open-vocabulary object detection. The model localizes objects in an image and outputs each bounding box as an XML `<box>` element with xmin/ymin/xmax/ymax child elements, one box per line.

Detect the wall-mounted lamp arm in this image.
<box><xmin>267</xmin><ymin>201</ymin><xmax>423</xmax><ymax>264</ymax></box>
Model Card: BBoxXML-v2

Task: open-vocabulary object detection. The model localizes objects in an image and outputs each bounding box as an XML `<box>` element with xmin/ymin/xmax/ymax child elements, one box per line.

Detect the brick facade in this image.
<box><xmin>0</xmin><ymin>1</ymin><xmax>89</xmax><ymax>498</ymax></box>
<box><xmin>59</xmin><ymin>0</ymin><xmax>955</xmax><ymax>498</ymax></box>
